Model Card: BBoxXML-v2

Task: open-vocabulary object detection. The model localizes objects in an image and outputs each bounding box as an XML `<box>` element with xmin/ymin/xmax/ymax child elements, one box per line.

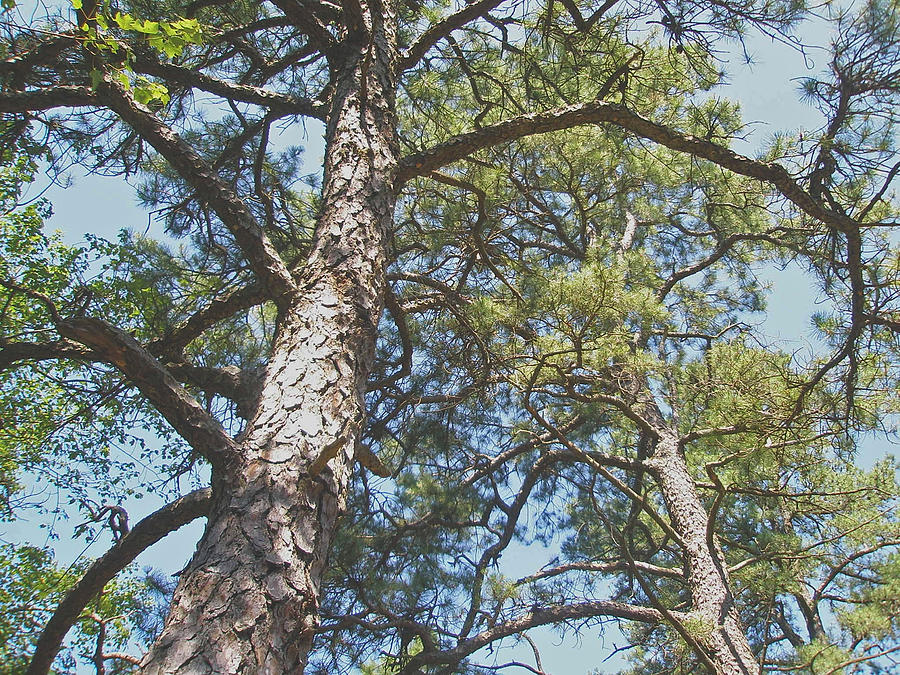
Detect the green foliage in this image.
<box><xmin>0</xmin><ymin>543</ymin><xmax>157</xmax><ymax>675</ymax></box>
<box><xmin>72</xmin><ymin>0</ymin><xmax>204</xmax><ymax>105</ymax></box>
<box><xmin>0</xmin><ymin>133</ymin><xmax>208</xmax><ymax>516</ymax></box>
<box><xmin>0</xmin><ymin>544</ymin><xmax>70</xmax><ymax>674</ymax></box>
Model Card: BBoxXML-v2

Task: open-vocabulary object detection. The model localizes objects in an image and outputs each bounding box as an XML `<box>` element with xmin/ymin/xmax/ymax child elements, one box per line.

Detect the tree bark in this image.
<box><xmin>647</xmin><ymin>433</ymin><xmax>761</xmax><ymax>675</ymax></box>
<box><xmin>139</xmin><ymin>12</ymin><xmax>398</xmax><ymax>674</ymax></box>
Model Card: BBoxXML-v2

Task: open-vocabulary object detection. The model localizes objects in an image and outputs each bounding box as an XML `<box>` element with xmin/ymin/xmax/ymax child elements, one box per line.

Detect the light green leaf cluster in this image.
<box><xmin>72</xmin><ymin>0</ymin><xmax>205</xmax><ymax>106</ymax></box>
<box><xmin>116</xmin><ymin>14</ymin><xmax>203</xmax><ymax>59</ymax></box>
<box><xmin>507</xmin><ymin>251</ymin><xmax>667</xmax><ymax>383</ymax></box>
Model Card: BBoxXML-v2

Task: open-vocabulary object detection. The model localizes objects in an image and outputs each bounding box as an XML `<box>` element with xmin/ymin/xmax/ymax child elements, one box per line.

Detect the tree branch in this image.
<box><xmin>398</xmin><ymin>0</ymin><xmax>508</xmax><ymax>72</ymax></box>
<box><xmin>402</xmin><ymin>601</ymin><xmax>668</xmax><ymax>673</ymax></box>
<box><xmin>165</xmin><ymin>361</ymin><xmax>263</xmax><ymax>420</ymax></box>
<box><xmin>57</xmin><ymin>317</ymin><xmax>239</xmax><ymax>469</ymax></box>
<box><xmin>131</xmin><ymin>56</ymin><xmax>327</xmax><ymax>120</ymax></box>
<box><xmin>95</xmin><ymin>75</ymin><xmax>297</xmax><ymax>305</ymax></box>
<box><xmin>396</xmin><ymin>100</ymin><xmax>858</xmax><ymax>234</ymax></box>
<box><xmin>25</xmin><ymin>489</ymin><xmax>213</xmax><ymax>675</ymax></box>
<box><xmin>0</xmin><ymin>86</ymin><xmax>97</xmax><ymax>113</ymax></box>
<box><xmin>516</xmin><ymin>560</ymin><xmax>684</xmax><ymax>585</ymax></box>
<box><xmin>0</xmin><ymin>340</ymin><xmax>96</xmax><ymax>373</ymax></box>
<box><xmin>148</xmin><ymin>282</ymin><xmax>268</xmax><ymax>358</ymax></box>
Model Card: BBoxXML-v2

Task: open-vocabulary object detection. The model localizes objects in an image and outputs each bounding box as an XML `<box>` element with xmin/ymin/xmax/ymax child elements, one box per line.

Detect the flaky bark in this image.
<box><xmin>138</xmin><ymin>7</ymin><xmax>398</xmax><ymax>674</ymax></box>
<box><xmin>647</xmin><ymin>433</ymin><xmax>760</xmax><ymax>675</ymax></box>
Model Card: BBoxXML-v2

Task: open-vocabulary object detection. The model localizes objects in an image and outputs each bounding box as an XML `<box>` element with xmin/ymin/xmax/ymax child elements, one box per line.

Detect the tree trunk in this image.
<box><xmin>647</xmin><ymin>433</ymin><xmax>760</xmax><ymax>675</ymax></box>
<box><xmin>140</xmin><ymin>15</ymin><xmax>398</xmax><ymax>675</ymax></box>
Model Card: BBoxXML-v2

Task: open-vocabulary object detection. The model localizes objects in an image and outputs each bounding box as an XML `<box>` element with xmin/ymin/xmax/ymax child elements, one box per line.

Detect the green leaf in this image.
<box><xmin>115</xmin><ymin>70</ymin><xmax>131</xmax><ymax>90</ymax></box>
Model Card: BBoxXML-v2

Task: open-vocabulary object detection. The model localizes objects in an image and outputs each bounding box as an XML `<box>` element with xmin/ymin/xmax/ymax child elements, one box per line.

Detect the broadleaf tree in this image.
<box><xmin>0</xmin><ymin>0</ymin><xmax>898</xmax><ymax>673</ymax></box>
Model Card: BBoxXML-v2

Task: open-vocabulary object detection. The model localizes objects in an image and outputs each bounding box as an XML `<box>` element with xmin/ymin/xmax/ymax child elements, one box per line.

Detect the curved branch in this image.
<box><xmin>814</xmin><ymin>538</ymin><xmax>900</xmax><ymax>602</ymax></box>
<box><xmin>25</xmin><ymin>488</ymin><xmax>213</xmax><ymax>675</ymax></box>
<box><xmin>398</xmin><ymin>0</ymin><xmax>508</xmax><ymax>72</ymax></box>
<box><xmin>656</xmin><ymin>229</ymin><xmax>786</xmax><ymax>301</ymax></box>
<box><xmin>270</xmin><ymin>0</ymin><xmax>337</xmax><ymax>54</ymax></box>
<box><xmin>396</xmin><ymin>100</ymin><xmax>857</xmax><ymax>234</ymax></box>
<box><xmin>517</xmin><ymin>560</ymin><xmax>684</xmax><ymax>585</ymax></box>
<box><xmin>401</xmin><ymin>601</ymin><xmax>668</xmax><ymax>673</ymax></box>
<box><xmin>458</xmin><ymin>449</ymin><xmax>571</xmax><ymax>640</ymax></box>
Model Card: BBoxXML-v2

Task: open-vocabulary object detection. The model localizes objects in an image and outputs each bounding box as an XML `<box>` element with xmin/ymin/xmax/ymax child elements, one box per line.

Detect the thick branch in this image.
<box><xmin>131</xmin><ymin>56</ymin><xmax>327</xmax><ymax>120</ymax></box>
<box><xmin>0</xmin><ymin>35</ymin><xmax>74</xmax><ymax>67</ymax></box>
<box><xmin>0</xmin><ymin>340</ymin><xmax>96</xmax><ymax>373</ymax></box>
<box><xmin>340</xmin><ymin>0</ymin><xmax>368</xmax><ymax>40</ymax></box>
<box><xmin>95</xmin><ymin>76</ymin><xmax>297</xmax><ymax>304</ymax></box>
<box><xmin>402</xmin><ymin>601</ymin><xmax>667</xmax><ymax>672</ymax></box>
<box><xmin>57</xmin><ymin>317</ymin><xmax>239</xmax><ymax>468</ymax></box>
<box><xmin>398</xmin><ymin>0</ymin><xmax>507</xmax><ymax>72</ymax></box>
<box><xmin>0</xmin><ymin>86</ymin><xmax>97</xmax><ymax>112</ymax></box>
<box><xmin>396</xmin><ymin>100</ymin><xmax>857</xmax><ymax>233</ymax></box>
<box><xmin>25</xmin><ymin>489</ymin><xmax>213</xmax><ymax>675</ymax></box>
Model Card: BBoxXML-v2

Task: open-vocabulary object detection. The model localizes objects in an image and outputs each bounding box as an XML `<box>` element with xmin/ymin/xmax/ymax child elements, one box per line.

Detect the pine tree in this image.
<box><xmin>0</xmin><ymin>0</ymin><xmax>898</xmax><ymax>673</ymax></box>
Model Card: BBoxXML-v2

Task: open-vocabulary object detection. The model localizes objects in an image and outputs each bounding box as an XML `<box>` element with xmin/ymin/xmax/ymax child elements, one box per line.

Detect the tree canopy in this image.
<box><xmin>0</xmin><ymin>0</ymin><xmax>899</xmax><ymax>673</ymax></box>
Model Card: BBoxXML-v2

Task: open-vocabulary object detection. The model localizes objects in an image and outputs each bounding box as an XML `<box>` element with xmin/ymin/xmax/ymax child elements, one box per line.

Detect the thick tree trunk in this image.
<box><xmin>140</xmin><ymin>15</ymin><xmax>397</xmax><ymax>675</ymax></box>
<box><xmin>647</xmin><ymin>433</ymin><xmax>760</xmax><ymax>675</ymax></box>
